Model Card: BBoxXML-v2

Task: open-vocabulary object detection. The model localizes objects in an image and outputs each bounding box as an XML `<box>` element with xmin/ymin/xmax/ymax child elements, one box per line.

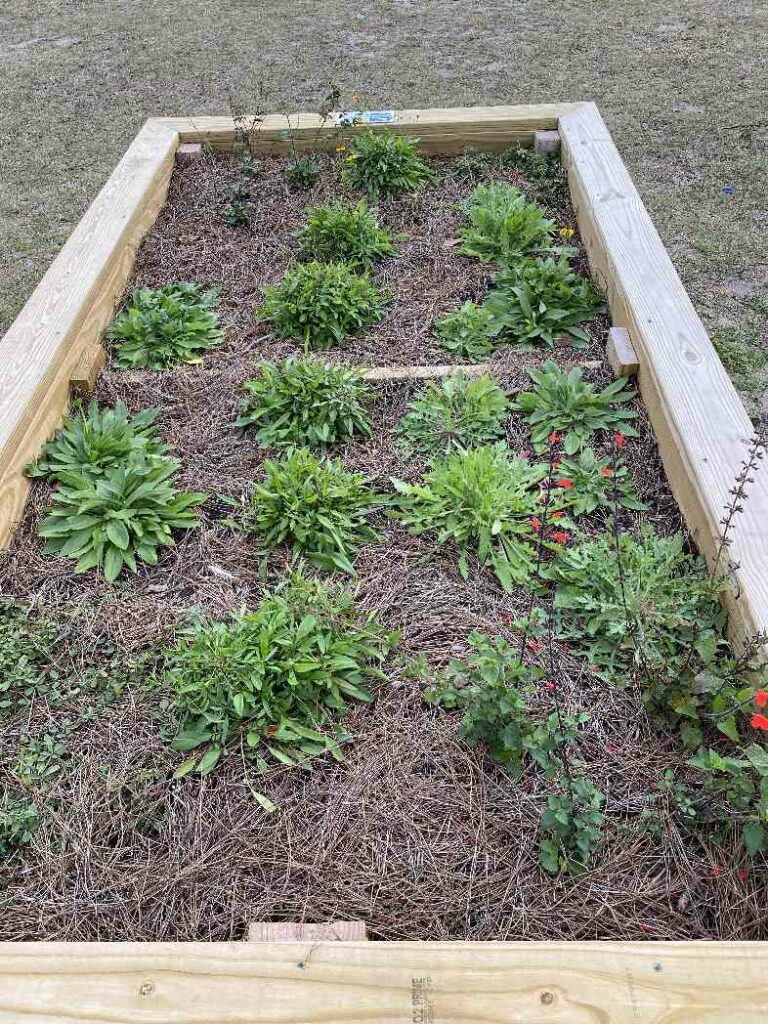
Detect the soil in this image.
<box><xmin>1</xmin><ymin>152</ymin><xmax>758</xmax><ymax>943</ymax></box>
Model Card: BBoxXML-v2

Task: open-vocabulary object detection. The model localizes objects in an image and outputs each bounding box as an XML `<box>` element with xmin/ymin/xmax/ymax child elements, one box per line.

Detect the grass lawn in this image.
<box><xmin>1</xmin><ymin>0</ymin><xmax>766</xmax><ymax>401</ymax></box>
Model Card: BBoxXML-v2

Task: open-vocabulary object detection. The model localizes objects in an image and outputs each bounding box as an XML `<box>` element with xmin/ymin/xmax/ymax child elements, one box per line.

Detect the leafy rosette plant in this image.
<box><xmin>296</xmin><ymin>200</ymin><xmax>397</xmax><ymax>270</ymax></box>
<box><xmin>433</xmin><ymin>301</ymin><xmax>495</xmax><ymax>362</ymax></box>
<box><xmin>458</xmin><ymin>182</ymin><xmax>558</xmax><ymax>265</ymax></box>
<box><xmin>484</xmin><ymin>256</ymin><xmax>603</xmax><ymax>349</ymax></box>
<box><xmin>257</xmin><ymin>261</ymin><xmax>386</xmax><ymax>350</ymax></box>
<box><xmin>243</xmin><ymin>447</ymin><xmax>384</xmax><ymax>574</ymax></box>
<box><xmin>396</xmin><ymin>372</ymin><xmax>509</xmax><ymax>456</ymax></box>
<box><xmin>391</xmin><ymin>442</ymin><xmax>563</xmax><ymax>591</ymax></box>
<box><xmin>38</xmin><ymin>455</ymin><xmax>204</xmax><ymax>580</ymax></box>
<box><xmin>340</xmin><ymin>130</ymin><xmax>435</xmax><ymax>197</ymax></box>
<box><xmin>168</xmin><ymin>571</ymin><xmax>397</xmax><ymax>774</ymax></box>
<box><xmin>236</xmin><ymin>357</ymin><xmax>371</xmax><ymax>449</ymax></box>
<box><xmin>108</xmin><ymin>283</ymin><xmax>224</xmax><ymax>370</ymax></box>
<box><xmin>514</xmin><ymin>360</ymin><xmax>638</xmax><ymax>454</ymax></box>
<box><xmin>555</xmin><ymin>448</ymin><xmax>647</xmax><ymax>515</ymax></box>
<box><xmin>26</xmin><ymin>399</ymin><xmax>167</xmax><ymax>482</ymax></box>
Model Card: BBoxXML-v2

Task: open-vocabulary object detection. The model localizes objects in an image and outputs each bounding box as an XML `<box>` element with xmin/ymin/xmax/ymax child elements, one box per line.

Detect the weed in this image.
<box><xmin>458</xmin><ymin>182</ymin><xmax>556</xmax><ymax>265</ymax></box>
<box><xmin>243</xmin><ymin>448</ymin><xmax>382</xmax><ymax>574</ymax></box>
<box><xmin>286</xmin><ymin>155</ymin><xmax>321</xmax><ymax>190</ymax></box>
<box><xmin>433</xmin><ymin>301</ymin><xmax>495</xmax><ymax>362</ymax></box>
<box><xmin>0</xmin><ymin>793</ymin><xmax>39</xmax><ymax>858</ymax></box>
<box><xmin>236</xmin><ymin>356</ymin><xmax>371</xmax><ymax>449</ymax></box>
<box><xmin>26</xmin><ymin>399</ymin><xmax>166</xmax><ymax>482</ymax></box>
<box><xmin>499</xmin><ymin>146</ymin><xmax>570</xmax><ymax>210</ymax></box>
<box><xmin>396</xmin><ymin>372</ymin><xmax>509</xmax><ymax>456</ymax></box>
<box><xmin>167</xmin><ymin>571</ymin><xmax>396</xmax><ymax>772</ymax></box>
<box><xmin>484</xmin><ymin>256</ymin><xmax>603</xmax><ymax>349</ymax></box>
<box><xmin>340</xmin><ymin>130</ymin><xmax>435</xmax><ymax>197</ymax></box>
<box><xmin>539</xmin><ymin>776</ymin><xmax>605</xmax><ymax>874</ymax></box>
<box><xmin>108</xmin><ymin>284</ymin><xmax>224</xmax><ymax>370</ymax></box>
<box><xmin>296</xmin><ymin>200</ymin><xmax>396</xmax><ymax>270</ymax></box>
<box><xmin>514</xmin><ymin>360</ymin><xmax>638</xmax><ymax>454</ymax></box>
<box><xmin>0</xmin><ymin>603</ymin><xmax>58</xmax><ymax>716</ymax></box>
<box><xmin>392</xmin><ymin>443</ymin><xmax>560</xmax><ymax>591</ymax></box>
<box><xmin>258</xmin><ymin>261</ymin><xmax>386</xmax><ymax>350</ymax></box>
<box><xmin>713</xmin><ymin>327</ymin><xmax>768</xmax><ymax>392</ymax></box>
<box><xmin>38</xmin><ymin>455</ymin><xmax>204</xmax><ymax>580</ymax></box>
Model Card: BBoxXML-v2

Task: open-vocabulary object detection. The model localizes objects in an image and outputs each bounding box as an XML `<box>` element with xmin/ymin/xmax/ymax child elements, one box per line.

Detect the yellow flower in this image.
<box><xmin>346</xmin><ymin>154</ymin><xmax>357</xmax><ymax>161</ymax></box>
<box><xmin>335</xmin><ymin>144</ymin><xmax>346</xmax><ymax>153</ymax></box>
<box><xmin>559</xmin><ymin>227</ymin><xmax>575</xmax><ymax>239</ymax></box>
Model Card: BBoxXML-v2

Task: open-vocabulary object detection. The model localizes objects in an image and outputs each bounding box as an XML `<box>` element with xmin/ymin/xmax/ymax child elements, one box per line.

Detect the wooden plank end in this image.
<box><xmin>534</xmin><ymin>129</ymin><xmax>560</xmax><ymax>155</ymax></box>
<box><xmin>176</xmin><ymin>142</ymin><xmax>203</xmax><ymax>165</ymax></box>
<box><xmin>247</xmin><ymin>921</ymin><xmax>368</xmax><ymax>942</ymax></box>
<box><xmin>606</xmin><ymin>326</ymin><xmax>639</xmax><ymax>377</ymax></box>
<box><xmin>69</xmin><ymin>343</ymin><xmax>106</xmax><ymax>391</ymax></box>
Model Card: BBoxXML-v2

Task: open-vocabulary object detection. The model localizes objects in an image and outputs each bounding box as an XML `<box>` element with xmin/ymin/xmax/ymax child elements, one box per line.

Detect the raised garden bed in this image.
<box><xmin>1</xmin><ymin>103</ymin><xmax>768</xmax><ymax>986</ymax></box>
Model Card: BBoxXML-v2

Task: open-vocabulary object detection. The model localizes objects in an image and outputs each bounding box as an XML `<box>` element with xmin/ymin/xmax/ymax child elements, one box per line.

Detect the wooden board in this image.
<box><xmin>248</xmin><ymin>920</ymin><xmax>368</xmax><ymax>941</ymax></box>
<box><xmin>156</xmin><ymin>104</ymin><xmax>582</xmax><ymax>153</ymax></box>
<box><xmin>0</xmin><ymin>119</ymin><xmax>178</xmax><ymax>548</ymax></box>
<box><xmin>1</xmin><ymin>941</ymin><xmax>767</xmax><ymax>1023</ymax></box>
<box><xmin>559</xmin><ymin>103</ymin><xmax>768</xmax><ymax>645</ymax></box>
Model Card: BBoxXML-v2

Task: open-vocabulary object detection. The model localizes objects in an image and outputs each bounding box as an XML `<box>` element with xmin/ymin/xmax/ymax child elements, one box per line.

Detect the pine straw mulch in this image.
<box><xmin>2</xmin><ymin>151</ymin><xmax>764</xmax><ymax>941</ymax></box>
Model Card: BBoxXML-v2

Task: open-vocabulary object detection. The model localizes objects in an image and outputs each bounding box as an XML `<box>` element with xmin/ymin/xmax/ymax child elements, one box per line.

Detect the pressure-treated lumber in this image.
<box><xmin>156</xmin><ymin>104</ymin><xmax>582</xmax><ymax>154</ymax></box>
<box><xmin>606</xmin><ymin>326</ymin><xmax>640</xmax><ymax>377</ymax></box>
<box><xmin>560</xmin><ymin>103</ymin><xmax>768</xmax><ymax>645</ymax></box>
<box><xmin>534</xmin><ymin>129</ymin><xmax>561</xmax><ymax>154</ymax></box>
<box><xmin>0</xmin><ymin>119</ymin><xmax>178</xmax><ymax>548</ymax></box>
<box><xmin>248</xmin><ymin>920</ymin><xmax>368</xmax><ymax>941</ymax></box>
<box><xmin>1</xmin><ymin>941</ymin><xmax>767</xmax><ymax>1023</ymax></box>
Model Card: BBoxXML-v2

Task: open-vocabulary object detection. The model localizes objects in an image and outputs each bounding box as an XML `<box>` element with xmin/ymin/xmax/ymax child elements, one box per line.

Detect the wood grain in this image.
<box><xmin>0</xmin><ymin>120</ymin><xmax>178</xmax><ymax>548</ymax></box>
<box><xmin>606</xmin><ymin>327</ymin><xmax>639</xmax><ymax>378</ymax></box>
<box><xmin>560</xmin><ymin>103</ymin><xmax>768</xmax><ymax>645</ymax></box>
<box><xmin>248</xmin><ymin>921</ymin><xmax>367</xmax><ymax>941</ymax></box>
<box><xmin>0</xmin><ymin>941</ymin><xmax>767</xmax><ymax>1023</ymax></box>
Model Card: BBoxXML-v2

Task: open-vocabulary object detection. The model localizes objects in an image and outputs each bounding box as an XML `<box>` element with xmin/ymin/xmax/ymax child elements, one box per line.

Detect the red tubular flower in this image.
<box><xmin>529</xmin><ymin>640</ymin><xmax>543</xmax><ymax>652</ymax></box>
<box><xmin>614</xmin><ymin>431</ymin><xmax>626</xmax><ymax>450</ymax></box>
<box><xmin>556</xmin><ymin>478</ymin><xmax>573</xmax><ymax>489</ymax></box>
<box><xmin>709</xmin><ymin>864</ymin><xmax>723</xmax><ymax>878</ymax></box>
<box><xmin>551</xmin><ymin>511</ymin><xmax>565</xmax><ymax>521</ymax></box>
<box><xmin>547</xmin><ymin>431</ymin><xmax>561</xmax><ymax>444</ymax></box>
<box><xmin>551</xmin><ymin>461</ymin><xmax>561</xmax><ymax>471</ymax></box>
<box><xmin>544</xmin><ymin>681</ymin><xmax>556</xmax><ymax>692</ymax></box>
<box><xmin>755</xmin><ymin>690</ymin><xmax>768</xmax><ymax>707</ymax></box>
<box><xmin>530</xmin><ymin>516</ymin><xmax>542</xmax><ymax>532</ymax></box>
<box><xmin>738</xmin><ymin>869</ymin><xmax>749</xmax><ymax>882</ymax></box>
<box><xmin>551</xmin><ymin>531</ymin><xmax>569</xmax><ymax>544</ymax></box>
<box><xmin>751</xmin><ymin>713</ymin><xmax>768</xmax><ymax>731</ymax></box>
<box><xmin>601</xmin><ymin>467</ymin><xmax>612</xmax><ymax>478</ymax></box>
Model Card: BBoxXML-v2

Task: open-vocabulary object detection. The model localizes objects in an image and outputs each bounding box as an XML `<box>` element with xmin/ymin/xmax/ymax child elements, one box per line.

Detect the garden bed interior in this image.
<box><xmin>0</xmin><ymin>120</ymin><xmax>765</xmax><ymax>945</ymax></box>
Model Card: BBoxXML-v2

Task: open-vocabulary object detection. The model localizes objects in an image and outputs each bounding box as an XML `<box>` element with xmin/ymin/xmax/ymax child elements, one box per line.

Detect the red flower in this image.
<box><xmin>601</xmin><ymin>467</ymin><xmax>612</xmax><ymax>478</ymax></box>
<box><xmin>606</xmin><ymin>743</ymin><xmax>621</xmax><ymax>754</ymax></box>
<box><xmin>738</xmin><ymin>869</ymin><xmax>749</xmax><ymax>882</ymax></box>
<box><xmin>530</xmin><ymin>516</ymin><xmax>542</xmax><ymax>532</ymax></box>
<box><xmin>267</xmin><ymin>725</ymin><xmax>278</xmax><ymax>735</ymax></box>
<box><xmin>547</xmin><ymin>432</ymin><xmax>561</xmax><ymax>444</ymax></box>
<box><xmin>551</xmin><ymin>531</ymin><xmax>569</xmax><ymax>545</ymax></box>
<box><xmin>755</xmin><ymin>690</ymin><xmax>768</xmax><ymax>707</ymax></box>
<box><xmin>614</xmin><ymin>431</ymin><xmax>626</xmax><ymax>450</ymax></box>
<box><xmin>751</xmin><ymin>713</ymin><xmax>768</xmax><ymax>731</ymax></box>
<box><xmin>560</xmin><ymin>642</ymin><xmax>570</xmax><ymax>652</ymax></box>
<box><xmin>551</xmin><ymin>461</ymin><xmax>561</xmax><ymax>471</ymax></box>
<box><xmin>556</xmin><ymin>478</ymin><xmax>573</xmax><ymax>489</ymax></box>
<box><xmin>529</xmin><ymin>640</ymin><xmax>543</xmax><ymax>652</ymax></box>
<box><xmin>544</xmin><ymin>681</ymin><xmax>556</xmax><ymax>692</ymax></box>
<box><xmin>709</xmin><ymin>864</ymin><xmax>723</xmax><ymax>878</ymax></box>
<box><xmin>551</xmin><ymin>511</ymin><xmax>565</xmax><ymax>520</ymax></box>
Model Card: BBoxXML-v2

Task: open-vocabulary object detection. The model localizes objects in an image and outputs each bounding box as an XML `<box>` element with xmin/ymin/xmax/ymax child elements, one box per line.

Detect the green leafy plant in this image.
<box><xmin>514</xmin><ymin>360</ymin><xmax>638</xmax><ymax>454</ymax></box>
<box><xmin>424</xmin><ymin>631</ymin><xmax>585</xmax><ymax>776</ymax></box>
<box><xmin>449</xmin><ymin>150</ymin><xmax>493</xmax><ymax>182</ymax></box>
<box><xmin>547</xmin><ymin>528</ymin><xmax>766</xmax><ymax>747</ymax></box>
<box><xmin>108</xmin><ymin>284</ymin><xmax>224</xmax><ymax>370</ymax></box>
<box><xmin>0</xmin><ymin>603</ymin><xmax>58</xmax><ymax>716</ymax></box>
<box><xmin>539</xmin><ymin>776</ymin><xmax>605</xmax><ymax>874</ymax></box>
<box><xmin>396</xmin><ymin>372</ymin><xmax>509</xmax><ymax>456</ymax></box>
<box><xmin>26</xmin><ymin>399</ymin><xmax>167</xmax><ymax>482</ymax></box>
<box><xmin>0</xmin><ymin>792</ymin><xmax>39</xmax><ymax>857</ymax></box>
<box><xmin>555</xmin><ymin>448</ymin><xmax>647</xmax><ymax>515</ymax></box>
<box><xmin>392</xmin><ymin>443</ymin><xmax>557</xmax><ymax>591</ymax></box>
<box><xmin>236</xmin><ymin>356</ymin><xmax>371</xmax><ymax>449</ymax></box>
<box><xmin>258</xmin><ymin>261</ymin><xmax>386</xmax><ymax>350</ymax></box>
<box><xmin>222</xmin><ymin>199</ymin><xmax>248</xmax><ymax>226</ymax></box>
<box><xmin>433</xmin><ymin>301</ymin><xmax>495</xmax><ymax>362</ymax></box>
<box><xmin>297</xmin><ymin>200</ymin><xmax>397</xmax><ymax>270</ymax></box>
<box><xmin>499</xmin><ymin>146</ymin><xmax>570</xmax><ymax>210</ymax></box>
<box><xmin>483</xmin><ymin>256</ymin><xmax>603</xmax><ymax>349</ymax></box>
<box><xmin>690</xmin><ymin>745</ymin><xmax>768</xmax><ymax>855</ymax></box>
<box><xmin>286</xmin><ymin>154</ymin><xmax>321</xmax><ymax>190</ymax></box>
<box><xmin>340</xmin><ymin>130</ymin><xmax>435</xmax><ymax>197</ymax></box>
<box><xmin>38</xmin><ymin>455</ymin><xmax>204</xmax><ymax>580</ymax></box>
<box><xmin>167</xmin><ymin>571</ymin><xmax>396</xmax><ymax>772</ymax></box>
<box><xmin>243</xmin><ymin>447</ymin><xmax>383</xmax><ymax>573</ymax></box>
<box><xmin>458</xmin><ymin>182</ymin><xmax>556</xmax><ymax>265</ymax></box>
